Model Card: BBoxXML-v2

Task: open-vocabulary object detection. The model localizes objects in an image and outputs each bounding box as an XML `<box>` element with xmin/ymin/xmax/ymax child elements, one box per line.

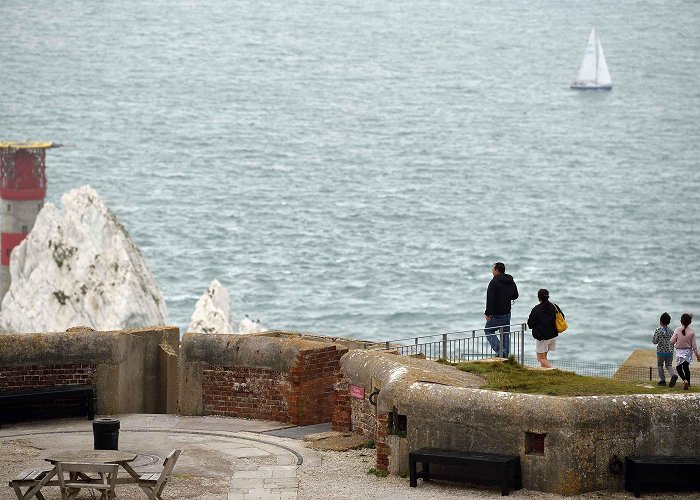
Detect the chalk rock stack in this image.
<box><xmin>0</xmin><ymin>185</ymin><xmax>167</xmax><ymax>332</ymax></box>
<box><xmin>238</xmin><ymin>315</ymin><xmax>266</xmax><ymax>334</ymax></box>
<box><xmin>187</xmin><ymin>279</ymin><xmax>236</xmax><ymax>334</ymax></box>
<box><xmin>187</xmin><ymin>279</ymin><xmax>266</xmax><ymax>334</ymax></box>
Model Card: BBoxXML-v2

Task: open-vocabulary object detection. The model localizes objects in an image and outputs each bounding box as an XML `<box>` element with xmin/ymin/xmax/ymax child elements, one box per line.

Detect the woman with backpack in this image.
<box><xmin>527</xmin><ymin>289</ymin><xmax>563</xmax><ymax>368</ymax></box>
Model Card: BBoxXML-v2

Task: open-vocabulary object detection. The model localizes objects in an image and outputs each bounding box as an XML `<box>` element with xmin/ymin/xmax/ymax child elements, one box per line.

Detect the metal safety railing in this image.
<box><xmin>372</xmin><ymin>324</ymin><xmax>528</xmax><ymax>364</ymax></box>
<box><xmin>366</xmin><ymin>327</ymin><xmax>688</xmax><ymax>381</ymax></box>
<box><xmin>522</xmin><ymin>358</ymin><xmax>698</xmax><ymax>381</ymax></box>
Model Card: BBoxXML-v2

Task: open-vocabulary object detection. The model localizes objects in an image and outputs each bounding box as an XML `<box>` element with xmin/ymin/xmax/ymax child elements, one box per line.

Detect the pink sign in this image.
<box><xmin>349</xmin><ymin>385</ymin><xmax>365</xmax><ymax>399</ymax></box>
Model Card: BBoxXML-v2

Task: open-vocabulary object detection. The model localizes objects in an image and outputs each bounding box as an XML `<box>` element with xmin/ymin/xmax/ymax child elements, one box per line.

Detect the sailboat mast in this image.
<box><xmin>594</xmin><ymin>29</ymin><xmax>599</xmax><ymax>84</ymax></box>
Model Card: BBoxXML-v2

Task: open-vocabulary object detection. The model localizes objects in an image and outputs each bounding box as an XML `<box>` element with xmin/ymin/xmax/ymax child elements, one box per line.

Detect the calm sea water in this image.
<box><xmin>1</xmin><ymin>1</ymin><xmax>699</xmax><ymax>364</ymax></box>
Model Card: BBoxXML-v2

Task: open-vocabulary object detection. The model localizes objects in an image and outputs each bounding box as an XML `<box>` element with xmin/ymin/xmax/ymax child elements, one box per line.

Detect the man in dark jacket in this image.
<box><xmin>484</xmin><ymin>262</ymin><xmax>519</xmax><ymax>357</ymax></box>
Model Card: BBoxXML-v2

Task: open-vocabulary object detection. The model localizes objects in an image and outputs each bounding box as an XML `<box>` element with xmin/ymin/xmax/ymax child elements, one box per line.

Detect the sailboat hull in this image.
<box><xmin>570</xmin><ymin>82</ymin><xmax>612</xmax><ymax>90</ymax></box>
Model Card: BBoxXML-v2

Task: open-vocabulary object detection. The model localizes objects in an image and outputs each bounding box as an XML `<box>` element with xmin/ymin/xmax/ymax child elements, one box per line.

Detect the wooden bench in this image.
<box><xmin>0</xmin><ymin>384</ymin><xmax>94</xmax><ymax>428</ymax></box>
<box><xmin>139</xmin><ymin>449</ymin><xmax>182</xmax><ymax>500</ymax></box>
<box><xmin>9</xmin><ymin>468</ymin><xmax>52</xmax><ymax>500</ymax></box>
<box><xmin>409</xmin><ymin>447</ymin><xmax>522</xmax><ymax>496</ymax></box>
<box><xmin>625</xmin><ymin>455</ymin><xmax>700</xmax><ymax>497</ymax></box>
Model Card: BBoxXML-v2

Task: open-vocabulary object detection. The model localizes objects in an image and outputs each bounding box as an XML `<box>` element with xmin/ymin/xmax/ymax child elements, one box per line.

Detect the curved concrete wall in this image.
<box><xmin>337</xmin><ymin>350</ymin><xmax>700</xmax><ymax>495</ymax></box>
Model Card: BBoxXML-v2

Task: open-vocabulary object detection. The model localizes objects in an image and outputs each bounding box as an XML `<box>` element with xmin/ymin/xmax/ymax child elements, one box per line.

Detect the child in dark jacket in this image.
<box><xmin>652</xmin><ymin>312</ymin><xmax>677</xmax><ymax>386</ymax></box>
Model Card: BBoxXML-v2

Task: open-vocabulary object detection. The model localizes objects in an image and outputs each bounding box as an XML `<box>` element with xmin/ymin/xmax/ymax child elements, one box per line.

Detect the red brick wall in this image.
<box><xmin>375</xmin><ymin>413</ymin><xmax>390</xmax><ymax>470</ymax></box>
<box><xmin>203</xmin><ymin>366</ymin><xmax>291</xmax><ymax>422</ymax></box>
<box><xmin>202</xmin><ymin>345</ymin><xmax>348</xmax><ymax>425</ymax></box>
<box><xmin>0</xmin><ymin>364</ymin><xmax>97</xmax><ymax>422</ymax></box>
<box><xmin>350</xmin><ymin>397</ymin><xmax>377</xmax><ymax>438</ymax></box>
<box><xmin>0</xmin><ymin>364</ymin><xmax>97</xmax><ymax>390</ymax></box>
<box><xmin>332</xmin><ymin>373</ymin><xmax>351</xmax><ymax>431</ymax></box>
<box><xmin>290</xmin><ymin>346</ymin><xmax>347</xmax><ymax>425</ymax></box>
<box><xmin>332</xmin><ymin>372</ymin><xmax>378</xmax><ymax>437</ymax></box>
<box><xmin>331</xmin><ymin>373</ymin><xmax>388</xmax><ymax>470</ymax></box>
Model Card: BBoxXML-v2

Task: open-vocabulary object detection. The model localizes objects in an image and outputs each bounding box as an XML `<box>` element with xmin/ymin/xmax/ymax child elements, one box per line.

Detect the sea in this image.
<box><xmin>1</xmin><ymin>0</ymin><xmax>699</xmax><ymax>364</ymax></box>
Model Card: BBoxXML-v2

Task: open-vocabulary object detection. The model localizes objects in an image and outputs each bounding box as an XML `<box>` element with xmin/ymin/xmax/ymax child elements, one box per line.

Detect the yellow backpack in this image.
<box><xmin>553</xmin><ymin>303</ymin><xmax>568</xmax><ymax>333</ymax></box>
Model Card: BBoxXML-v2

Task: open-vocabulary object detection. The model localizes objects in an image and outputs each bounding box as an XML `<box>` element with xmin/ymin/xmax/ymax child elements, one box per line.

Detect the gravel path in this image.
<box><xmin>299</xmin><ymin>448</ymin><xmax>687</xmax><ymax>500</ymax></box>
<box><xmin>1</xmin><ymin>432</ymin><xmax>688</xmax><ymax>499</ymax></box>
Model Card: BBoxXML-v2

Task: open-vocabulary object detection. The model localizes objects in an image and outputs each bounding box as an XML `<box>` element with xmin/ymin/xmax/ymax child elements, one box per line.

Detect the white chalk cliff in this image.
<box><xmin>0</xmin><ymin>185</ymin><xmax>168</xmax><ymax>332</ymax></box>
<box><xmin>187</xmin><ymin>279</ymin><xmax>266</xmax><ymax>334</ymax></box>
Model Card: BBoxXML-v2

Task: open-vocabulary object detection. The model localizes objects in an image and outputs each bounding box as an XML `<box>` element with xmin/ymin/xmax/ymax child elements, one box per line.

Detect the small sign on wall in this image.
<box><xmin>349</xmin><ymin>385</ymin><xmax>365</xmax><ymax>399</ymax></box>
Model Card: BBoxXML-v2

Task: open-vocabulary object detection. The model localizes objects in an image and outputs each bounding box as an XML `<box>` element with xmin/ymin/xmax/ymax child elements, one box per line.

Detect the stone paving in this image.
<box><xmin>0</xmin><ymin>414</ymin><xmax>325</xmax><ymax>500</ymax></box>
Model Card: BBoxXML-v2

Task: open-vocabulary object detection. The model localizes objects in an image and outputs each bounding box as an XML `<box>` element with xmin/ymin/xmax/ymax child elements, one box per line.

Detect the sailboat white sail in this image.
<box><xmin>571</xmin><ymin>28</ymin><xmax>612</xmax><ymax>90</ymax></box>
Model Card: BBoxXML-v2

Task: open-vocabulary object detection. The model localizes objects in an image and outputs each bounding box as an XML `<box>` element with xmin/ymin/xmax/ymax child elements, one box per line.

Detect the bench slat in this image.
<box><xmin>139</xmin><ymin>473</ymin><xmax>161</xmax><ymax>481</ymax></box>
<box><xmin>412</xmin><ymin>448</ymin><xmax>518</xmax><ymax>463</ymax></box>
<box><xmin>0</xmin><ymin>384</ymin><xmax>93</xmax><ymax>399</ymax></box>
<box><xmin>65</xmin><ymin>482</ymin><xmax>113</xmax><ymax>489</ymax></box>
<box><xmin>12</xmin><ymin>469</ymin><xmax>47</xmax><ymax>482</ymax></box>
<box><xmin>628</xmin><ymin>455</ymin><xmax>700</xmax><ymax>465</ymax></box>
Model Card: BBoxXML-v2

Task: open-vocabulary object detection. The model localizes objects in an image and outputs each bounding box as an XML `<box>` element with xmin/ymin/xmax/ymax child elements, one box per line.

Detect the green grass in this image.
<box><xmin>359</xmin><ymin>439</ymin><xmax>375</xmax><ymax>449</ymax></box>
<box><xmin>367</xmin><ymin>467</ymin><xmax>389</xmax><ymax>477</ymax></box>
<box><xmin>457</xmin><ymin>357</ymin><xmax>700</xmax><ymax>396</ymax></box>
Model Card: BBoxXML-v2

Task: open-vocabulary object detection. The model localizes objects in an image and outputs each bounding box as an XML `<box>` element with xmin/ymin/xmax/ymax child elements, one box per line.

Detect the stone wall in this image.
<box><xmin>337</xmin><ymin>349</ymin><xmax>700</xmax><ymax>495</ymax></box>
<box><xmin>124</xmin><ymin>327</ymin><xmax>180</xmax><ymax>413</ymax></box>
<box><xmin>180</xmin><ymin>331</ymin><xmax>348</xmax><ymax>425</ymax></box>
<box><xmin>0</xmin><ymin>326</ymin><xmax>179</xmax><ymax>416</ymax></box>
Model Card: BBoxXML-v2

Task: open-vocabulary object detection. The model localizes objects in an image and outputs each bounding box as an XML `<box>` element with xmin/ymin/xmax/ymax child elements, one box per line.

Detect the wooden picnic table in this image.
<box><xmin>44</xmin><ymin>449</ymin><xmax>139</xmax><ymax>481</ymax></box>
<box><xmin>11</xmin><ymin>450</ymin><xmax>139</xmax><ymax>500</ymax></box>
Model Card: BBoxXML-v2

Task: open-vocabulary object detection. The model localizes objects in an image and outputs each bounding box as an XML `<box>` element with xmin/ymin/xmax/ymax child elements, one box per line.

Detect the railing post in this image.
<box><xmin>498</xmin><ymin>327</ymin><xmax>504</xmax><ymax>358</ymax></box>
<box><xmin>520</xmin><ymin>324</ymin><xmax>526</xmax><ymax>364</ymax></box>
<box><xmin>385</xmin><ymin>341</ymin><xmax>390</xmax><ymax>350</ymax></box>
<box><xmin>442</xmin><ymin>334</ymin><xmax>448</xmax><ymax>360</ymax></box>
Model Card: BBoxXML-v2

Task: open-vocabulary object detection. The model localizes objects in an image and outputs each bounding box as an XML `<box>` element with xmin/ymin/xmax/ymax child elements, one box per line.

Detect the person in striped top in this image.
<box><xmin>652</xmin><ymin>312</ymin><xmax>677</xmax><ymax>387</ymax></box>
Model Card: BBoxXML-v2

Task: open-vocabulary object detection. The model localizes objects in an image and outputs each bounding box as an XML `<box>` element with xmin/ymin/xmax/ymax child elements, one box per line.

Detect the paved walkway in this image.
<box><xmin>0</xmin><ymin>414</ymin><xmax>327</xmax><ymax>500</ymax></box>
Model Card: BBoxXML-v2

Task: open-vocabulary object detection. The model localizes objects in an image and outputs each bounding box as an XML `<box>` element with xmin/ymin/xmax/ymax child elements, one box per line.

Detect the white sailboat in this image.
<box><xmin>571</xmin><ymin>28</ymin><xmax>612</xmax><ymax>90</ymax></box>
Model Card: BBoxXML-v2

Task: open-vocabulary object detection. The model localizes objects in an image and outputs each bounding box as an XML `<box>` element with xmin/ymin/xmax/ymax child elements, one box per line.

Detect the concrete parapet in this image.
<box><xmin>618</xmin><ymin>348</ymin><xmax>700</xmax><ymax>380</ymax></box>
<box><xmin>0</xmin><ymin>326</ymin><xmax>179</xmax><ymax>415</ymax></box>
<box><xmin>337</xmin><ymin>349</ymin><xmax>700</xmax><ymax>495</ymax></box>
<box><xmin>260</xmin><ymin>330</ymin><xmax>383</xmax><ymax>351</ymax></box>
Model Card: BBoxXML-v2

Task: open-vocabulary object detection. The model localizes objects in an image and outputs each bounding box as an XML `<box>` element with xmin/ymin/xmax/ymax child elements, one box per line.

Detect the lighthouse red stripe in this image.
<box><xmin>0</xmin><ymin>188</ymin><xmax>46</xmax><ymax>200</ymax></box>
<box><xmin>1</xmin><ymin>232</ymin><xmax>28</xmax><ymax>266</ymax></box>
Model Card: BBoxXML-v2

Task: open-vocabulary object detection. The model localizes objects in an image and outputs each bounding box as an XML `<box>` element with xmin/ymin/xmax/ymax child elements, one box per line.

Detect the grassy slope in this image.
<box><xmin>456</xmin><ymin>358</ymin><xmax>700</xmax><ymax>396</ymax></box>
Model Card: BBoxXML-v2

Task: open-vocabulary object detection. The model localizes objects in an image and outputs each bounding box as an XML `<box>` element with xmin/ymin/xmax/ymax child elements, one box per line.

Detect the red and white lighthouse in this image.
<box><xmin>0</xmin><ymin>142</ymin><xmax>58</xmax><ymax>302</ymax></box>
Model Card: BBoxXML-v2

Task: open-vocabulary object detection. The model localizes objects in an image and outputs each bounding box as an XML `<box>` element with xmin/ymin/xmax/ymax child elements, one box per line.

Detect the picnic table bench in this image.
<box><xmin>9</xmin><ymin>469</ymin><xmax>52</xmax><ymax>500</ymax></box>
<box><xmin>409</xmin><ymin>447</ymin><xmax>522</xmax><ymax>496</ymax></box>
<box><xmin>0</xmin><ymin>384</ymin><xmax>94</xmax><ymax>428</ymax></box>
<box><xmin>625</xmin><ymin>455</ymin><xmax>700</xmax><ymax>497</ymax></box>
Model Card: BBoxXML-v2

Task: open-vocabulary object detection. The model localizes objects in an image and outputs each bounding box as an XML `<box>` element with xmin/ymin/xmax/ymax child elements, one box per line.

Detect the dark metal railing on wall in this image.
<box><xmin>373</xmin><ymin>324</ymin><xmax>528</xmax><ymax>364</ymax></box>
